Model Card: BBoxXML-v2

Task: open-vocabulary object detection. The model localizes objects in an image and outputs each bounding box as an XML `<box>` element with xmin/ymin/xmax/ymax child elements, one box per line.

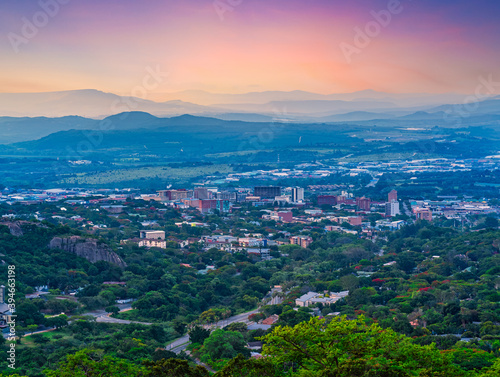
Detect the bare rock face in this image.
<box><xmin>0</xmin><ymin>221</ymin><xmax>46</xmax><ymax>237</ymax></box>
<box><xmin>49</xmin><ymin>236</ymin><xmax>127</xmax><ymax>268</ymax></box>
<box><xmin>4</xmin><ymin>222</ymin><xmax>24</xmax><ymax>237</ymax></box>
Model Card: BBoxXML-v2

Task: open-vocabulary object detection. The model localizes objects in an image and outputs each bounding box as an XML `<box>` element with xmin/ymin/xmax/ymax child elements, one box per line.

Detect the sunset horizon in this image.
<box><xmin>2</xmin><ymin>0</ymin><xmax>499</xmax><ymax>96</ymax></box>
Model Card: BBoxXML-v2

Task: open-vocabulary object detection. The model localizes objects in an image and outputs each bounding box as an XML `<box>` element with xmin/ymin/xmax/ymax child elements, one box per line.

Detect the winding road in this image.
<box><xmin>167</xmin><ymin>308</ymin><xmax>260</xmax><ymax>354</ymax></box>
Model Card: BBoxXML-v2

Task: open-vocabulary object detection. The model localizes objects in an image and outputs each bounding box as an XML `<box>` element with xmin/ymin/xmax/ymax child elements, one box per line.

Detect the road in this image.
<box><xmin>83</xmin><ymin>304</ymin><xmax>152</xmax><ymax>325</ymax></box>
<box><xmin>167</xmin><ymin>308</ymin><xmax>260</xmax><ymax>354</ymax></box>
<box><xmin>3</xmin><ymin>303</ymin><xmax>149</xmax><ymax>339</ymax></box>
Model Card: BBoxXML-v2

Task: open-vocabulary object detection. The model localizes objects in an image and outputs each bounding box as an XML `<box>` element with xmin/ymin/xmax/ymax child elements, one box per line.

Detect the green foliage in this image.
<box><xmin>199</xmin><ymin>329</ymin><xmax>250</xmax><ymax>362</ymax></box>
<box><xmin>44</xmin><ymin>348</ymin><xmax>146</xmax><ymax>376</ymax></box>
<box><xmin>188</xmin><ymin>326</ymin><xmax>211</xmax><ymax>345</ymax></box>
<box><xmin>261</xmin><ymin>316</ymin><xmax>468</xmax><ymax>376</ymax></box>
<box><xmin>143</xmin><ymin>358</ymin><xmax>209</xmax><ymax>377</ymax></box>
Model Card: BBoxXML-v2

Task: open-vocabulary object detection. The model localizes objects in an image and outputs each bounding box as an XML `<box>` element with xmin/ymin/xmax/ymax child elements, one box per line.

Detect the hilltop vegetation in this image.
<box><xmin>1</xmin><ymin>213</ymin><xmax>500</xmax><ymax>375</ymax></box>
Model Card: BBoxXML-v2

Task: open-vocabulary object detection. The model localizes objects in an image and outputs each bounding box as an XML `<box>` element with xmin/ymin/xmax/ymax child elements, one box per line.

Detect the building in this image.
<box><xmin>254</xmin><ymin>186</ymin><xmax>281</xmax><ymax>199</ymax></box>
<box><xmin>291</xmin><ymin>187</ymin><xmax>304</xmax><ymax>203</ymax></box>
<box><xmin>414</xmin><ymin>207</ymin><xmax>433</xmax><ymax>221</ymax></box>
<box><xmin>238</xmin><ymin>238</ymin><xmax>268</xmax><ymax>248</ymax></box>
<box><xmin>140</xmin><ymin>230</ymin><xmax>165</xmax><ymax>240</ymax></box>
<box><xmin>356</xmin><ymin>197</ymin><xmax>371</xmax><ymax>211</ymax></box>
<box><xmin>194</xmin><ymin>187</ymin><xmax>209</xmax><ymax>200</ymax></box>
<box><xmin>335</xmin><ymin>216</ymin><xmax>362</xmax><ymax>226</ymax></box>
<box><xmin>181</xmin><ymin>198</ymin><xmax>231</xmax><ymax>214</ymax></box>
<box><xmin>158</xmin><ymin>189</ymin><xmax>190</xmax><ymax>201</ymax></box>
<box><xmin>262</xmin><ymin>314</ymin><xmax>279</xmax><ymax>325</ymax></box>
<box><xmin>214</xmin><ymin>191</ymin><xmax>238</xmax><ymax>201</ymax></box>
<box><xmin>290</xmin><ymin>235</ymin><xmax>313</xmax><ymax>248</ymax></box>
<box><xmin>295</xmin><ymin>291</ymin><xmax>349</xmax><ymax>307</ymax></box>
<box><xmin>385</xmin><ymin>201</ymin><xmax>400</xmax><ymax>217</ymax></box>
<box><xmin>124</xmin><ymin>237</ymin><xmax>167</xmax><ymax>249</ymax></box>
<box><xmin>388</xmin><ymin>190</ymin><xmax>398</xmax><ymax>202</ymax></box>
<box><xmin>262</xmin><ymin>211</ymin><xmax>293</xmax><ymax>223</ymax></box>
<box><xmin>317</xmin><ymin>195</ymin><xmax>337</xmax><ymax>206</ymax></box>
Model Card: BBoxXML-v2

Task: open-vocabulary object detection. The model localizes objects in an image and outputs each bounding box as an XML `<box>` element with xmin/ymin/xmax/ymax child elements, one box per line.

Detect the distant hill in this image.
<box><xmin>0</xmin><ymin>116</ymin><xmax>97</xmax><ymax>143</ymax></box>
<box><xmin>316</xmin><ymin>111</ymin><xmax>398</xmax><ymax>122</ymax></box>
<box><xmin>0</xmin><ymin>89</ymin><xmax>488</xmax><ymax>119</ymax></box>
<box><xmin>153</xmin><ymin>89</ymin><xmax>470</xmax><ymax>107</ymax></box>
<box><xmin>12</xmin><ymin>115</ymin><xmax>362</xmax><ymax>159</ymax></box>
<box><xmin>0</xmin><ymin>90</ymin><xmax>216</xmax><ymax>118</ymax></box>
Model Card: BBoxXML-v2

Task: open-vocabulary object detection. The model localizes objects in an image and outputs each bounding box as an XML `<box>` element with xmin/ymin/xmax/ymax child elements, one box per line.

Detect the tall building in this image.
<box><xmin>291</xmin><ymin>187</ymin><xmax>304</xmax><ymax>202</ymax></box>
<box><xmin>317</xmin><ymin>195</ymin><xmax>337</xmax><ymax>206</ymax></box>
<box><xmin>385</xmin><ymin>201</ymin><xmax>400</xmax><ymax>217</ymax></box>
<box><xmin>388</xmin><ymin>190</ymin><xmax>398</xmax><ymax>202</ymax></box>
<box><xmin>158</xmin><ymin>189</ymin><xmax>190</xmax><ymax>201</ymax></box>
<box><xmin>254</xmin><ymin>186</ymin><xmax>281</xmax><ymax>199</ymax></box>
<box><xmin>356</xmin><ymin>197</ymin><xmax>371</xmax><ymax>211</ymax></box>
<box><xmin>194</xmin><ymin>187</ymin><xmax>209</xmax><ymax>199</ymax></box>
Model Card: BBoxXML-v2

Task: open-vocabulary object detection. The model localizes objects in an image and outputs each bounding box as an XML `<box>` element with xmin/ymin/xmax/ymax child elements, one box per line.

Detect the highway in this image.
<box><xmin>167</xmin><ymin>308</ymin><xmax>260</xmax><ymax>354</ymax></box>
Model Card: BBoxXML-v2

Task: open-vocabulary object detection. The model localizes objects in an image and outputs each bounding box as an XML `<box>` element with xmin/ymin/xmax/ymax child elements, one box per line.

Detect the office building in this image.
<box><xmin>254</xmin><ymin>186</ymin><xmax>281</xmax><ymax>199</ymax></box>
<box><xmin>388</xmin><ymin>190</ymin><xmax>398</xmax><ymax>202</ymax></box>
<box><xmin>356</xmin><ymin>197</ymin><xmax>371</xmax><ymax>211</ymax></box>
<box><xmin>317</xmin><ymin>195</ymin><xmax>337</xmax><ymax>206</ymax></box>
<box><xmin>158</xmin><ymin>189</ymin><xmax>190</xmax><ymax>201</ymax></box>
<box><xmin>385</xmin><ymin>201</ymin><xmax>400</xmax><ymax>217</ymax></box>
<box><xmin>291</xmin><ymin>187</ymin><xmax>304</xmax><ymax>203</ymax></box>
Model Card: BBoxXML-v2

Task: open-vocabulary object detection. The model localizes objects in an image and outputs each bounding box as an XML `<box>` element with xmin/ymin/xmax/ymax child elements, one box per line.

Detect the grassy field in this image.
<box><xmin>58</xmin><ymin>164</ymin><xmax>234</xmax><ymax>186</ymax></box>
<box><xmin>18</xmin><ymin>329</ymin><xmax>71</xmax><ymax>349</ymax></box>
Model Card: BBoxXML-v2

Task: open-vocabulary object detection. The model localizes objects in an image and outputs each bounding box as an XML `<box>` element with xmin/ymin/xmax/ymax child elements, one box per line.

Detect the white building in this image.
<box><xmin>295</xmin><ymin>291</ymin><xmax>349</xmax><ymax>307</ymax></box>
<box><xmin>138</xmin><ymin>239</ymin><xmax>167</xmax><ymax>249</ymax></box>
<box><xmin>385</xmin><ymin>201</ymin><xmax>400</xmax><ymax>217</ymax></box>
<box><xmin>291</xmin><ymin>187</ymin><xmax>304</xmax><ymax>203</ymax></box>
<box><xmin>140</xmin><ymin>230</ymin><xmax>165</xmax><ymax>240</ymax></box>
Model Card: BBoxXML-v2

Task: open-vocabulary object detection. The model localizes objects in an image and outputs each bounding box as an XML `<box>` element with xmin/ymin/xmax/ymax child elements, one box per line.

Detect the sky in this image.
<box><xmin>1</xmin><ymin>0</ymin><xmax>499</xmax><ymax>97</ymax></box>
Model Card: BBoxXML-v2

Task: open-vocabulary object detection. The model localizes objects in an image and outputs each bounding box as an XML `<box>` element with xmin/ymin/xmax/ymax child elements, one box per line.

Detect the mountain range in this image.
<box><xmin>0</xmin><ymin>90</ymin><xmax>499</xmax><ymax>146</ymax></box>
<box><xmin>0</xmin><ymin>89</ymin><xmax>494</xmax><ymax>120</ymax></box>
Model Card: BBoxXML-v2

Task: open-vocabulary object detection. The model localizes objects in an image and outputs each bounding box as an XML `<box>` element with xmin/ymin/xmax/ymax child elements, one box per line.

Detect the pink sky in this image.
<box><xmin>0</xmin><ymin>0</ymin><xmax>499</xmax><ymax>97</ymax></box>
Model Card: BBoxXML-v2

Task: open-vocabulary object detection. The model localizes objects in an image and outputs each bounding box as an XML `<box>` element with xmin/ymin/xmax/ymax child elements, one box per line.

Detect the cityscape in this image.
<box><xmin>1</xmin><ymin>0</ymin><xmax>500</xmax><ymax>376</ymax></box>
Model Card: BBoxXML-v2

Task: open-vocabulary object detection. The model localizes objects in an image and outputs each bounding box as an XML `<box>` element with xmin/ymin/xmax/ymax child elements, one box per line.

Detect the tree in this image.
<box><xmin>339</xmin><ymin>274</ymin><xmax>359</xmax><ymax>292</ymax></box>
<box><xmin>105</xmin><ymin>305</ymin><xmax>120</xmax><ymax>316</ymax></box>
<box><xmin>188</xmin><ymin>325</ymin><xmax>211</xmax><ymax>345</ymax></box>
<box><xmin>224</xmin><ymin>322</ymin><xmax>247</xmax><ymax>333</ymax></box>
<box><xmin>45</xmin><ymin>314</ymin><xmax>68</xmax><ymax>329</ymax></box>
<box><xmin>278</xmin><ymin>309</ymin><xmax>311</xmax><ymax>327</ymax></box>
<box><xmin>152</xmin><ymin>349</ymin><xmax>177</xmax><ymax>362</ymax></box>
<box><xmin>261</xmin><ymin>316</ymin><xmax>468</xmax><ymax>376</ymax></box>
<box><xmin>484</xmin><ymin>217</ymin><xmax>499</xmax><ymax>229</ymax></box>
<box><xmin>144</xmin><ymin>358</ymin><xmax>209</xmax><ymax>377</ymax></box>
<box><xmin>479</xmin><ymin>358</ymin><xmax>500</xmax><ymax>376</ymax></box>
<box><xmin>44</xmin><ymin>349</ymin><xmax>145</xmax><ymax>377</ymax></box>
<box><xmin>215</xmin><ymin>354</ymin><xmax>283</xmax><ymax>377</ymax></box>
<box><xmin>200</xmin><ymin>329</ymin><xmax>250</xmax><ymax>361</ymax></box>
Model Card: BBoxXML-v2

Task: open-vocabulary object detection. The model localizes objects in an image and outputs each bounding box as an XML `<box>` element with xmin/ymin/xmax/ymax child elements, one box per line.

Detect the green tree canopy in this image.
<box><xmin>260</xmin><ymin>316</ymin><xmax>468</xmax><ymax>376</ymax></box>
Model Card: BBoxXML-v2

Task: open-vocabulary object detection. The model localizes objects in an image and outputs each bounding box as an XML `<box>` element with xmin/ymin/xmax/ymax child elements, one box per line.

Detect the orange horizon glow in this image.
<box><xmin>1</xmin><ymin>0</ymin><xmax>499</xmax><ymax>97</ymax></box>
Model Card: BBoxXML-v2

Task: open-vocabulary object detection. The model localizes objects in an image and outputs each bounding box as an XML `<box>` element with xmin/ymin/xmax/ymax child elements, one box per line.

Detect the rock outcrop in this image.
<box><xmin>0</xmin><ymin>221</ymin><xmax>47</xmax><ymax>237</ymax></box>
<box><xmin>49</xmin><ymin>236</ymin><xmax>127</xmax><ymax>268</ymax></box>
